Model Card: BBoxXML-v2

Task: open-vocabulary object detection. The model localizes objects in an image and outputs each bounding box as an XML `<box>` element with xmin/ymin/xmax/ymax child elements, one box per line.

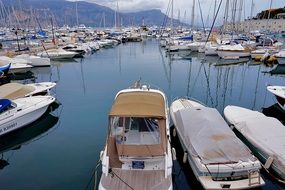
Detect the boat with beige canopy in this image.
<box><xmin>0</xmin><ymin>82</ymin><xmax>56</xmax><ymax>100</ymax></box>
<box><xmin>99</xmin><ymin>82</ymin><xmax>173</xmax><ymax>190</ymax></box>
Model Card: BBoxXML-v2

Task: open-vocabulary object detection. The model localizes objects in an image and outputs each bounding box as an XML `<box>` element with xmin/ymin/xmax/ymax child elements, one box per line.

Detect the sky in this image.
<box><xmin>73</xmin><ymin>0</ymin><xmax>285</xmax><ymax>25</ymax></box>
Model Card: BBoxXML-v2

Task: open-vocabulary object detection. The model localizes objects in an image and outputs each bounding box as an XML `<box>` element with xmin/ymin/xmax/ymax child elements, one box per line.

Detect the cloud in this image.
<box><xmin>71</xmin><ymin>0</ymin><xmax>164</xmax><ymax>12</ymax></box>
<box><xmin>68</xmin><ymin>0</ymin><xmax>285</xmax><ymax>25</ymax></box>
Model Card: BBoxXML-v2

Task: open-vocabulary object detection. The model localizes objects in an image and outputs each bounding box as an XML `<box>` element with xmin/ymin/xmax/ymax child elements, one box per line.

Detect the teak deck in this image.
<box><xmin>100</xmin><ymin>169</ymin><xmax>171</xmax><ymax>190</ymax></box>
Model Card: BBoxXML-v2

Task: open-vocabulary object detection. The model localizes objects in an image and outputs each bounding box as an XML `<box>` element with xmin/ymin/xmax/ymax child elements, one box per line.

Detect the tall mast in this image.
<box><xmin>171</xmin><ymin>0</ymin><xmax>173</xmax><ymax>31</ymax></box>
<box><xmin>250</xmin><ymin>0</ymin><xmax>254</xmax><ymax>19</ymax></box>
<box><xmin>191</xmin><ymin>0</ymin><xmax>195</xmax><ymax>28</ymax></box>
<box><xmin>76</xmin><ymin>1</ymin><xmax>79</xmax><ymax>26</ymax></box>
<box><xmin>213</xmin><ymin>0</ymin><xmax>217</xmax><ymax>23</ymax></box>
<box><xmin>103</xmin><ymin>12</ymin><xmax>105</xmax><ymax>29</ymax></box>
<box><xmin>114</xmin><ymin>0</ymin><xmax>118</xmax><ymax>28</ymax></box>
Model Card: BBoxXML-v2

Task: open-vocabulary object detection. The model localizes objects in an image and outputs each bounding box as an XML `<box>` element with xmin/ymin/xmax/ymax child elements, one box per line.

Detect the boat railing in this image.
<box><xmin>172</xmin><ymin>96</ymin><xmax>207</xmax><ymax>107</ymax></box>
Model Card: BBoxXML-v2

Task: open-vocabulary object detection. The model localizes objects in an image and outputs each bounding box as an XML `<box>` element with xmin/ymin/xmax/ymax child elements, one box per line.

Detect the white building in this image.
<box><xmin>224</xmin><ymin>18</ymin><xmax>285</xmax><ymax>33</ymax></box>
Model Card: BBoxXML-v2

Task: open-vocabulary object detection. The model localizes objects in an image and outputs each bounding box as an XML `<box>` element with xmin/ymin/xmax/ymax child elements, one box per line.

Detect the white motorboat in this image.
<box><xmin>188</xmin><ymin>41</ymin><xmax>206</xmax><ymax>52</ymax></box>
<box><xmin>205</xmin><ymin>43</ymin><xmax>218</xmax><ymax>56</ymax></box>
<box><xmin>9</xmin><ymin>62</ymin><xmax>33</xmax><ymax>73</ymax></box>
<box><xmin>170</xmin><ymin>98</ymin><xmax>264</xmax><ymax>189</ymax></box>
<box><xmin>0</xmin><ymin>56</ymin><xmax>33</xmax><ymax>73</ymax></box>
<box><xmin>274</xmin><ymin>49</ymin><xmax>285</xmax><ymax>65</ymax></box>
<box><xmin>251</xmin><ymin>49</ymin><xmax>278</xmax><ymax>59</ymax></box>
<box><xmin>15</xmin><ymin>54</ymin><xmax>51</xmax><ymax>67</ymax></box>
<box><xmin>99</xmin><ymin>82</ymin><xmax>173</xmax><ymax>190</ymax></box>
<box><xmin>224</xmin><ymin>105</ymin><xmax>285</xmax><ymax>181</ymax></box>
<box><xmin>0</xmin><ymin>95</ymin><xmax>55</xmax><ymax>136</ymax></box>
<box><xmin>267</xmin><ymin>85</ymin><xmax>285</xmax><ymax>110</ymax></box>
<box><xmin>37</xmin><ymin>48</ymin><xmax>77</xmax><ymax>60</ymax></box>
<box><xmin>217</xmin><ymin>44</ymin><xmax>251</xmax><ymax>59</ymax></box>
<box><xmin>0</xmin><ymin>82</ymin><xmax>56</xmax><ymax>100</ymax></box>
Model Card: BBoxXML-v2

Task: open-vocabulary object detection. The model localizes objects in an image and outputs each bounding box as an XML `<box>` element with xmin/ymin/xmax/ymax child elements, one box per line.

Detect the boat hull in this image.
<box><xmin>0</xmin><ymin>97</ymin><xmax>55</xmax><ymax>136</ymax></box>
<box><xmin>217</xmin><ymin>50</ymin><xmax>251</xmax><ymax>58</ymax></box>
<box><xmin>276</xmin><ymin>57</ymin><xmax>285</xmax><ymax>65</ymax></box>
<box><xmin>170</xmin><ymin>99</ymin><xmax>264</xmax><ymax>189</ymax></box>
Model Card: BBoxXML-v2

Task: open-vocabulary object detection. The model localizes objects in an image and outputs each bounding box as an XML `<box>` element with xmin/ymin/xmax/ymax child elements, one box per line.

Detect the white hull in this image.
<box><xmin>29</xmin><ymin>56</ymin><xmax>51</xmax><ymax>66</ymax></box>
<box><xmin>38</xmin><ymin>49</ymin><xmax>77</xmax><ymax>60</ymax></box>
<box><xmin>9</xmin><ymin>63</ymin><xmax>33</xmax><ymax>74</ymax></box>
<box><xmin>267</xmin><ymin>86</ymin><xmax>285</xmax><ymax>110</ymax></box>
<box><xmin>205</xmin><ymin>47</ymin><xmax>218</xmax><ymax>56</ymax></box>
<box><xmin>15</xmin><ymin>54</ymin><xmax>51</xmax><ymax>67</ymax></box>
<box><xmin>224</xmin><ymin>106</ymin><xmax>285</xmax><ymax>180</ymax></box>
<box><xmin>99</xmin><ymin>85</ymin><xmax>172</xmax><ymax>190</ymax></box>
<box><xmin>170</xmin><ymin>99</ymin><xmax>264</xmax><ymax>189</ymax></box>
<box><xmin>0</xmin><ymin>96</ymin><xmax>55</xmax><ymax>136</ymax></box>
<box><xmin>276</xmin><ymin>57</ymin><xmax>285</xmax><ymax>65</ymax></box>
<box><xmin>217</xmin><ymin>50</ymin><xmax>251</xmax><ymax>58</ymax></box>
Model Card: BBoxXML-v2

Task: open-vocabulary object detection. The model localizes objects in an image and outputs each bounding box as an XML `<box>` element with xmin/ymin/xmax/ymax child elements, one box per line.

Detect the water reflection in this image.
<box><xmin>268</xmin><ymin>65</ymin><xmax>285</xmax><ymax>76</ymax></box>
<box><xmin>262</xmin><ymin>104</ymin><xmax>285</xmax><ymax>124</ymax></box>
<box><xmin>0</xmin><ymin>112</ymin><xmax>59</xmax><ymax>170</ymax></box>
<box><xmin>0</xmin><ymin>71</ymin><xmax>35</xmax><ymax>85</ymax></box>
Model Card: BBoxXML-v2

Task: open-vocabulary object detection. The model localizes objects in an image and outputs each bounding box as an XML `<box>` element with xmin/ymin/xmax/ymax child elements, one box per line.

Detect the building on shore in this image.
<box><xmin>223</xmin><ymin>8</ymin><xmax>285</xmax><ymax>33</ymax></box>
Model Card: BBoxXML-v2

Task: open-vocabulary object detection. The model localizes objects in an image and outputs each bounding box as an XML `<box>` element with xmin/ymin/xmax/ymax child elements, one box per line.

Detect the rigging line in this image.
<box><xmin>204</xmin><ymin>0</ymin><xmax>223</xmax><ymax>46</ymax></box>
<box><xmin>197</xmin><ymin>0</ymin><xmax>205</xmax><ymax>33</ymax></box>
<box><xmin>202</xmin><ymin>62</ymin><xmax>214</xmax><ymax>106</ymax></box>
<box><xmin>110</xmin><ymin>169</ymin><xmax>135</xmax><ymax>190</ymax></box>
<box><xmin>84</xmin><ymin>159</ymin><xmax>101</xmax><ymax>190</ymax></box>
<box><xmin>189</xmin><ymin>62</ymin><xmax>203</xmax><ymax>97</ymax></box>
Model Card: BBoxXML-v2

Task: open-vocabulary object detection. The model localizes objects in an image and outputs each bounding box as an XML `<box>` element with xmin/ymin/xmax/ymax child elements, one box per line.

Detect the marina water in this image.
<box><xmin>0</xmin><ymin>39</ymin><xmax>284</xmax><ymax>190</ymax></box>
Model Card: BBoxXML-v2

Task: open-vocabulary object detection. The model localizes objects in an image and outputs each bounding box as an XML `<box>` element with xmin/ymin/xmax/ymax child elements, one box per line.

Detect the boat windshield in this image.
<box><xmin>110</xmin><ymin>117</ymin><xmax>160</xmax><ymax>145</ymax></box>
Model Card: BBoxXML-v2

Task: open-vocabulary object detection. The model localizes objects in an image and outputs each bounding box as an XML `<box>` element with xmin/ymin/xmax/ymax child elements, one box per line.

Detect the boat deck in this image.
<box><xmin>100</xmin><ymin>169</ymin><xmax>171</xmax><ymax>190</ymax></box>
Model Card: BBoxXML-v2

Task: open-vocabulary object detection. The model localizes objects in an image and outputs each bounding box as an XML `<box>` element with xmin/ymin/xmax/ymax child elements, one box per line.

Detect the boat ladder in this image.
<box><xmin>248</xmin><ymin>170</ymin><xmax>261</xmax><ymax>186</ymax></box>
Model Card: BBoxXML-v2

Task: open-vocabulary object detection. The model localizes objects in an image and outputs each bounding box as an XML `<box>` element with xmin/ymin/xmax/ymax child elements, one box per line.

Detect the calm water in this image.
<box><xmin>0</xmin><ymin>39</ymin><xmax>285</xmax><ymax>190</ymax></box>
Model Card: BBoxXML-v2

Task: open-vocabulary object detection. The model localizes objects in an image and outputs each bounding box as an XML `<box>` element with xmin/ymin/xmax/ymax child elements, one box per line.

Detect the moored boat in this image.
<box><xmin>99</xmin><ymin>82</ymin><xmax>173</xmax><ymax>190</ymax></box>
<box><xmin>274</xmin><ymin>49</ymin><xmax>285</xmax><ymax>65</ymax></box>
<box><xmin>217</xmin><ymin>44</ymin><xmax>251</xmax><ymax>59</ymax></box>
<box><xmin>0</xmin><ymin>95</ymin><xmax>55</xmax><ymax>136</ymax></box>
<box><xmin>37</xmin><ymin>48</ymin><xmax>78</xmax><ymax>60</ymax></box>
<box><xmin>0</xmin><ymin>82</ymin><xmax>56</xmax><ymax>100</ymax></box>
<box><xmin>170</xmin><ymin>98</ymin><xmax>264</xmax><ymax>189</ymax></box>
<box><xmin>224</xmin><ymin>105</ymin><xmax>285</xmax><ymax>181</ymax></box>
<box><xmin>267</xmin><ymin>85</ymin><xmax>285</xmax><ymax>110</ymax></box>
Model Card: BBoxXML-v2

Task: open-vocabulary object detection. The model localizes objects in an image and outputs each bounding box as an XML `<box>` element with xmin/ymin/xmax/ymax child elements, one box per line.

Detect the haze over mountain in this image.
<box><xmin>1</xmin><ymin>0</ymin><xmax>183</xmax><ymax>27</ymax></box>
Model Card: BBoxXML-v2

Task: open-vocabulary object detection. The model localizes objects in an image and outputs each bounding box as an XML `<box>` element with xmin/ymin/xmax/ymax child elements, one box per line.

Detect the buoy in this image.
<box><xmin>183</xmin><ymin>151</ymin><xmax>188</xmax><ymax>163</ymax></box>
<box><xmin>172</xmin><ymin>148</ymin><xmax>177</xmax><ymax>161</ymax></box>
<box><xmin>173</xmin><ymin>128</ymin><xmax>176</xmax><ymax>137</ymax></box>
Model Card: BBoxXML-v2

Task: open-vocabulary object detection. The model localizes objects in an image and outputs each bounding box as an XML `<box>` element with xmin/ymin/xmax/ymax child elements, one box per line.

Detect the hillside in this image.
<box><xmin>1</xmin><ymin>0</ymin><xmax>182</xmax><ymax>27</ymax></box>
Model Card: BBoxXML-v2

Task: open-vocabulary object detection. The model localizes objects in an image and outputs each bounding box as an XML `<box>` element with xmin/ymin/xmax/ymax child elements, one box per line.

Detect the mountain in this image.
<box><xmin>1</xmin><ymin>0</ymin><xmax>182</xmax><ymax>27</ymax></box>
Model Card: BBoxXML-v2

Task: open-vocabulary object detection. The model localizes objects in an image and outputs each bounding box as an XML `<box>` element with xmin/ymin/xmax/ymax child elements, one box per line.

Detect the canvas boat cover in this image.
<box><xmin>224</xmin><ymin>106</ymin><xmax>285</xmax><ymax>172</ymax></box>
<box><xmin>0</xmin><ymin>83</ymin><xmax>35</xmax><ymax>100</ymax></box>
<box><xmin>174</xmin><ymin>107</ymin><xmax>252</xmax><ymax>164</ymax></box>
<box><xmin>109</xmin><ymin>91</ymin><xmax>166</xmax><ymax>118</ymax></box>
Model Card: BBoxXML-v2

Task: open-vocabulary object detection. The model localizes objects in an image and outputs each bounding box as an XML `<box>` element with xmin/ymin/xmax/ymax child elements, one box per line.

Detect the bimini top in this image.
<box><xmin>0</xmin><ymin>83</ymin><xmax>35</xmax><ymax>100</ymax></box>
<box><xmin>109</xmin><ymin>91</ymin><xmax>166</xmax><ymax>118</ymax></box>
<box><xmin>175</xmin><ymin>107</ymin><xmax>252</xmax><ymax>164</ymax></box>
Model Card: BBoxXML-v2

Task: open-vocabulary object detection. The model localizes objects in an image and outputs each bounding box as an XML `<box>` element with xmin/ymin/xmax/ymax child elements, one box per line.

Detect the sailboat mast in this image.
<box><xmin>191</xmin><ymin>0</ymin><xmax>195</xmax><ymax>29</ymax></box>
<box><xmin>213</xmin><ymin>0</ymin><xmax>217</xmax><ymax>23</ymax></box>
<box><xmin>114</xmin><ymin>0</ymin><xmax>119</xmax><ymax>28</ymax></box>
<box><xmin>171</xmin><ymin>0</ymin><xmax>173</xmax><ymax>31</ymax></box>
<box><xmin>103</xmin><ymin>12</ymin><xmax>105</xmax><ymax>29</ymax></box>
<box><xmin>76</xmin><ymin>1</ymin><xmax>79</xmax><ymax>26</ymax></box>
<box><xmin>250</xmin><ymin>0</ymin><xmax>254</xmax><ymax>19</ymax></box>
